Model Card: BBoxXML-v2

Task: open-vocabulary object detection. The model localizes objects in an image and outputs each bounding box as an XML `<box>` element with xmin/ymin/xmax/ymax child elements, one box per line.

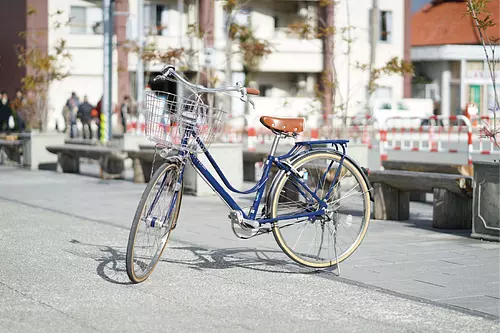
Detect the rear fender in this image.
<box><xmin>266</xmin><ymin>149</ymin><xmax>374</xmax><ymax>213</ymax></box>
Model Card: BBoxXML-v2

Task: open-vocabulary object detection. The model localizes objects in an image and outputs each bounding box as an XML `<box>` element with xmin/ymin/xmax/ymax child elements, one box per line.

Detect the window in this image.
<box><xmin>466</xmin><ymin>61</ymin><xmax>485</xmax><ymax>79</ymax></box>
<box><xmin>396</xmin><ymin>102</ymin><xmax>409</xmax><ymax>111</ymax></box>
<box><xmin>379</xmin><ymin>11</ymin><xmax>392</xmax><ymax>42</ymax></box>
<box><xmin>144</xmin><ymin>4</ymin><xmax>168</xmax><ymax>35</ymax></box>
<box><xmin>70</xmin><ymin>6</ymin><xmax>86</xmax><ymax>34</ymax></box>
<box><xmin>375</xmin><ymin>86</ymin><xmax>392</xmax><ymax>100</ymax></box>
<box><xmin>70</xmin><ymin>6</ymin><xmax>102</xmax><ymax>34</ymax></box>
<box><xmin>487</xmin><ymin>85</ymin><xmax>500</xmax><ymax>112</ymax></box>
<box><xmin>468</xmin><ymin>84</ymin><xmax>482</xmax><ymax>114</ymax></box>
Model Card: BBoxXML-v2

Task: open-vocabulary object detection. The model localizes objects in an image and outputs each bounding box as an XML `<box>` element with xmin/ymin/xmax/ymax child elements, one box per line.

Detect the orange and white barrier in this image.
<box><xmin>470</xmin><ymin>115</ymin><xmax>500</xmax><ymax>155</ymax></box>
<box><xmin>380</xmin><ymin>115</ymin><xmax>474</xmax><ymax>168</ymax></box>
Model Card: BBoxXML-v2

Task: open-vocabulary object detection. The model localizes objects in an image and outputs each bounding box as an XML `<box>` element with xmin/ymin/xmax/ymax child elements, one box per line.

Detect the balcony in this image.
<box><xmin>258</xmin><ymin>38</ymin><xmax>322</xmax><ymax>73</ymax></box>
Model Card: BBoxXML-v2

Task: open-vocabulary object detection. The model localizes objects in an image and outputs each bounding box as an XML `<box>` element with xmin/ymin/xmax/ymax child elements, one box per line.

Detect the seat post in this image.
<box><xmin>269</xmin><ymin>133</ymin><xmax>281</xmax><ymax>157</ymax></box>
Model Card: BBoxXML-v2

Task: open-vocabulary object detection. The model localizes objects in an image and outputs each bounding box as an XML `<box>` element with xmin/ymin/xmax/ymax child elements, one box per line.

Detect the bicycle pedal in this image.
<box><xmin>229</xmin><ymin>210</ymin><xmax>261</xmax><ymax>239</ymax></box>
<box><xmin>228</xmin><ymin>210</ymin><xmax>260</xmax><ymax>229</ymax></box>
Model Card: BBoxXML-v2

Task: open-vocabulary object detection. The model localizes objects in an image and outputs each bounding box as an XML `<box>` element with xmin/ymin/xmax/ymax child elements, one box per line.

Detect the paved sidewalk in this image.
<box><xmin>0</xmin><ymin>165</ymin><xmax>499</xmax><ymax>332</ymax></box>
<box><xmin>77</xmin><ymin>160</ymin><xmax>500</xmax><ymax>316</ymax></box>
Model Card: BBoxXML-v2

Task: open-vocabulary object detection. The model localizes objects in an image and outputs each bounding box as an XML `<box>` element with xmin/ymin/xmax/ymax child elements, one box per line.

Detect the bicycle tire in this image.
<box><xmin>269</xmin><ymin>150</ymin><xmax>371</xmax><ymax>268</ymax></box>
<box><xmin>126</xmin><ymin>162</ymin><xmax>183</xmax><ymax>283</ymax></box>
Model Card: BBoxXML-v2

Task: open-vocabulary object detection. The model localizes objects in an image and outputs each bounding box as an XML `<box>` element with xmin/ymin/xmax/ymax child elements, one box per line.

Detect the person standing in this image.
<box><xmin>95</xmin><ymin>96</ymin><xmax>103</xmax><ymax>141</ymax></box>
<box><xmin>120</xmin><ymin>95</ymin><xmax>131</xmax><ymax>134</ymax></box>
<box><xmin>0</xmin><ymin>92</ymin><xmax>12</xmax><ymax>132</ymax></box>
<box><xmin>10</xmin><ymin>89</ymin><xmax>26</xmax><ymax>131</ymax></box>
<box><xmin>77</xmin><ymin>95</ymin><xmax>94</xmax><ymax>139</ymax></box>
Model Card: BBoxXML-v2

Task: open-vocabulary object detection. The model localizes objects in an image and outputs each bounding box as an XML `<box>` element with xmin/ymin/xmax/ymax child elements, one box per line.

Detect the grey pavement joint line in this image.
<box><xmin>439</xmin><ymin>259</ymin><xmax>466</xmax><ymax>266</ymax></box>
<box><xmin>0</xmin><ymin>280</ymin><xmax>103</xmax><ymax>333</ymax></box>
<box><xmin>0</xmin><ymin>195</ymin><xmax>130</xmax><ymax>231</ymax></box>
<box><xmin>485</xmin><ymin>295</ymin><xmax>500</xmax><ymax>300</ymax></box>
<box><xmin>413</xmin><ymin>279</ymin><xmax>446</xmax><ymax>288</ymax></box>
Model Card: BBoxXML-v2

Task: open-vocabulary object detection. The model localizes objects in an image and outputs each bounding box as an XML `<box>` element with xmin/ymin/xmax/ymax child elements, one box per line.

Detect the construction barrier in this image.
<box><xmin>379</xmin><ymin>115</ymin><xmax>473</xmax><ymax>168</ymax></box>
<box><xmin>471</xmin><ymin>115</ymin><xmax>500</xmax><ymax>155</ymax></box>
<box><xmin>124</xmin><ymin>111</ymin><xmax>499</xmax><ymax>166</ymax></box>
<box><xmin>324</xmin><ymin>115</ymin><xmax>378</xmax><ymax>148</ymax></box>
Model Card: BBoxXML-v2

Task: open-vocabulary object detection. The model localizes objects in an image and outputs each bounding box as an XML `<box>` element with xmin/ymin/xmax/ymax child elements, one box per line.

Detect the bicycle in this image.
<box><xmin>125</xmin><ymin>65</ymin><xmax>374</xmax><ymax>283</ymax></box>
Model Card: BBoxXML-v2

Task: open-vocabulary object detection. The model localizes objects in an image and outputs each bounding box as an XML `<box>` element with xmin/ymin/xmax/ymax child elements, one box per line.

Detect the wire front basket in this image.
<box><xmin>144</xmin><ymin>90</ymin><xmax>227</xmax><ymax>154</ymax></box>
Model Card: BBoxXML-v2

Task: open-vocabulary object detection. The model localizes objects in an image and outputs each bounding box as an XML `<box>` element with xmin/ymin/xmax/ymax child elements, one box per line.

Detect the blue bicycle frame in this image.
<box><xmin>182</xmin><ymin>130</ymin><xmax>350</xmax><ymax>226</ymax></box>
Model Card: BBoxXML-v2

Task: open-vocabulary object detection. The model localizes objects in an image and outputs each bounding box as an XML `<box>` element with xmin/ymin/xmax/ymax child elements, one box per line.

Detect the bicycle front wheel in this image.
<box><xmin>126</xmin><ymin>162</ymin><xmax>183</xmax><ymax>283</ymax></box>
<box><xmin>269</xmin><ymin>150</ymin><xmax>371</xmax><ymax>268</ymax></box>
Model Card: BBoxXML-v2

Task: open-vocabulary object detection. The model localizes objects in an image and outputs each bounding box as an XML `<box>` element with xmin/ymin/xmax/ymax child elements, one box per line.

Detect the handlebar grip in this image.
<box><xmin>246</xmin><ymin>88</ymin><xmax>260</xmax><ymax>96</ymax></box>
<box><xmin>161</xmin><ymin>65</ymin><xmax>175</xmax><ymax>75</ymax></box>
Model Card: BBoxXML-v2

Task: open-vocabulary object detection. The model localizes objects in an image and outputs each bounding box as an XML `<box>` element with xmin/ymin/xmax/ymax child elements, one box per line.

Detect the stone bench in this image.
<box><xmin>126</xmin><ymin>149</ymin><xmax>166</xmax><ymax>183</ymax></box>
<box><xmin>64</xmin><ymin>138</ymin><xmax>100</xmax><ymax>146</ymax></box>
<box><xmin>368</xmin><ymin>170</ymin><xmax>473</xmax><ymax>229</ymax></box>
<box><xmin>0</xmin><ymin>137</ymin><xmax>22</xmax><ymax>165</ymax></box>
<box><xmin>382</xmin><ymin>160</ymin><xmax>469</xmax><ymax>175</ymax></box>
<box><xmin>127</xmin><ymin>144</ymin><xmax>243</xmax><ymax>196</ymax></box>
<box><xmin>46</xmin><ymin>144</ymin><xmax>126</xmax><ymax>179</ymax></box>
<box><xmin>243</xmin><ymin>151</ymin><xmax>268</xmax><ymax>181</ymax></box>
<box><xmin>381</xmin><ymin>161</ymin><xmax>473</xmax><ymax>202</ymax></box>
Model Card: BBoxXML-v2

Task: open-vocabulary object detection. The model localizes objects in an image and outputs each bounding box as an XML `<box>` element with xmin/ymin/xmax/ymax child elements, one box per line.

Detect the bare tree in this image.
<box><xmin>466</xmin><ymin>0</ymin><xmax>500</xmax><ymax>148</ymax></box>
<box><xmin>16</xmin><ymin>8</ymin><xmax>71</xmax><ymax>132</ymax></box>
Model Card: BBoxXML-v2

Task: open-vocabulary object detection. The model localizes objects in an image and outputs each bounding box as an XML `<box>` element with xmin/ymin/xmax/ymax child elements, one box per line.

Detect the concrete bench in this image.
<box><xmin>134</xmin><ymin>144</ymin><xmax>258</xmax><ymax>184</ymax></box>
<box><xmin>64</xmin><ymin>138</ymin><xmax>99</xmax><ymax>146</ymax></box>
<box><xmin>127</xmin><ymin>143</ymin><xmax>243</xmax><ymax>196</ymax></box>
<box><xmin>126</xmin><ymin>149</ymin><xmax>166</xmax><ymax>183</ymax></box>
<box><xmin>46</xmin><ymin>144</ymin><xmax>125</xmax><ymax>179</ymax></box>
<box><xmin>0</xmin><ymin>138</ymin><xmax>22</xmax><ymax>165</ymax></box>
<box><xmin>382</xmin><ymin>161</ymin><xmax>473</xmax><ymax>202</ymax></box>
<box><xmin>368</xmin><ymin>170</ymin><xmax>473</xmax><ymax>229</ymax></box>
<box><xmin>382</xmin><ymin>161</ymin><xmax>468</xmax><ymax>175</ymax></box>
<box><xmin>138</xmin><ymin>144</ymin><xmax>155</xmax><ymax>150</ymax></box>
<box><xmin>243</xmin><ymin>151</ymin><xmax>268</xmax><ymax>181</ymax></box>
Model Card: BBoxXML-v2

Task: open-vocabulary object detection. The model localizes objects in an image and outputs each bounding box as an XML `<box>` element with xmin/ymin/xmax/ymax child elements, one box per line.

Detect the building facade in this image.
<box><xmin>411</xmin><ymin>0</ymin><xmax>500</xmax><ymax>118</ymax></box>
<box><xmin>0</xmin><ymin>0</ymin><xmax>410</xmax><ymax>131</ymax></box>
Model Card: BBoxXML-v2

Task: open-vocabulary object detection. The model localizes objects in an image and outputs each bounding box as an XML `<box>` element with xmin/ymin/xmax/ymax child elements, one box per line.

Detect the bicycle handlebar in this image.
<box><xmin>154</xmin><ymin>64</ymin><xmax>259</xmax><ymax>105</ymax></box>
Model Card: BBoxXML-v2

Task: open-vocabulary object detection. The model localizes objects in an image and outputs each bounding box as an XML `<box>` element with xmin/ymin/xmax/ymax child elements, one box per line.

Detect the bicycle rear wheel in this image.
<box><xmin>126</xmin><ymin>162</ymin><xmax>183</xmax><ymax>283</ymax></box>
<box><xmin>269</xmin><ymin>150</ymin><xmax>371</xmax><ymax>268</ymax></box>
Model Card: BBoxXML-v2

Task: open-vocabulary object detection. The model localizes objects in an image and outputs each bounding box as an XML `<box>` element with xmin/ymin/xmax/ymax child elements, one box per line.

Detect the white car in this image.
<box><xmin>374</xmin><ymin>99</ymin><xmax>434</xmax><ymax>127</ymax></box>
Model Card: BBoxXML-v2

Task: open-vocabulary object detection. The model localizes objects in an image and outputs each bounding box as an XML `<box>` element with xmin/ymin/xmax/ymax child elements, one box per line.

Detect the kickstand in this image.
<box><xmin>333</xmin><ymin>222</ymin><xmax>340</xmax><ymax>276</ymax></box>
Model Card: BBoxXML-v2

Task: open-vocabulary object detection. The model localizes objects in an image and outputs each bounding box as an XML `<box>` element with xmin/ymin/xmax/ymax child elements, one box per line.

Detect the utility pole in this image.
<box><xmin>367</xmin><ymin>0</ymin><xmax>378</xmax><ymax>112</ymax></box>
<box><xmin>225</xmin><ymin>12</ymin><xmax>233</xmax><ymax>120</ymax></box>
<box><xmin>103</xmin><ymin>0</ymin><xmax>113</xmax><ymax>142</ymax></box>
<box><xmin>178</xmin><ymin>0</ymin><xmax>184</xmax><ymax>47</ymax></box>
<box><xmin>136</xmin><ymin>0</ymin><xmax>145</xmax><ymax>115</ymax></box>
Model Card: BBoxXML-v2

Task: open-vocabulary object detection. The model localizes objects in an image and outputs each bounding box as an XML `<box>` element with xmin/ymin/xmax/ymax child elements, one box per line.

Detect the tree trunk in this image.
<box><xmin>225</xmin><ymin>32</ymin><xmax>233</xmax><ymax>116</ymax></box>
<box><xmin>367</xmin><ymin>0</ymin><xmax>378</xmax><ymax>110</ymax></box>
<box><xmin>320</xmin><ymin>2</ymin><xmax>334</xmax><ymax>122</ymax></box>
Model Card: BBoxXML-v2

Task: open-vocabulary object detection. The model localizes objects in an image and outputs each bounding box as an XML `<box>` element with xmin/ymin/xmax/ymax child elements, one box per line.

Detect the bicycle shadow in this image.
<box><xmin>67</xmin><ymin>239</ymin><xmax>334</xmax><ymax>285</ymax></box>
<box><xmin>67</xmin><ymin>239</ymin><xmax>132</xmax><ymax>285</ymax></box>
